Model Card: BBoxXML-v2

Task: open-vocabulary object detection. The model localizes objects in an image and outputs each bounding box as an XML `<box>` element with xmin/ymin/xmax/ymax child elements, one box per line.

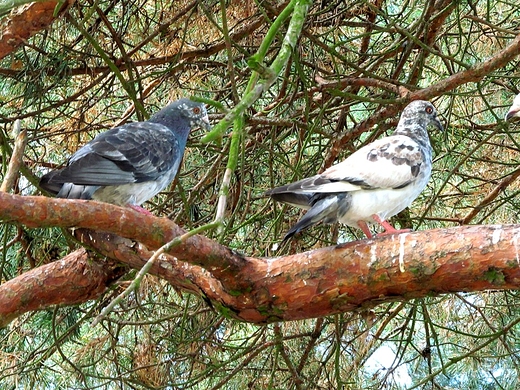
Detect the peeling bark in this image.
<box><xmin>1</xmin><ymin>193</ymin><xmax>520</xmax><ymax>326</ymax></box>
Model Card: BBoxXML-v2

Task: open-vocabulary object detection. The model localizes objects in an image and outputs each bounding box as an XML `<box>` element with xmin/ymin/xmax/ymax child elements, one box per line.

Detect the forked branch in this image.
<box><xmin>1</xmin><ymin>192</ymin><xmax>519</xmax><ymax>327</ymax></box>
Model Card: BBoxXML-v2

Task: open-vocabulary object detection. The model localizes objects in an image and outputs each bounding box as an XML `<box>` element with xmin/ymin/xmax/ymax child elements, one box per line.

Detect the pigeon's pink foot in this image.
<box><xmin>128</xmin><ymin>204</ymin><xmax>153</xmax><ymax>215</ymax></box>
<box><xmin>357</xmin><ymin>221</ymin><xmax>373</xmax><ymax>239</ymax></box>
<box><xmin>372</xmin><ymin>214</ymin><xmax>411</xmax><ymax>236</ymax></box>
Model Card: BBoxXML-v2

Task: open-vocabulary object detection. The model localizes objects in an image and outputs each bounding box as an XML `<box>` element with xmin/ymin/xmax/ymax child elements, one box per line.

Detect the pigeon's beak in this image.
<box><xmin>432</xmin><ymin>116</ymin><xmax>444</xmax><ymax>132</ymax></box>
<box><xmin>200</xmin><ymin>114</ymin><xmax>212</xmax><ymax>131</ymax></box>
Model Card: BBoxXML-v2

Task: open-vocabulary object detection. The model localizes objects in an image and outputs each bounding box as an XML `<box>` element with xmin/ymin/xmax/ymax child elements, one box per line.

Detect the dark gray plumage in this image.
<box><xmin>40</xmin><ymin>98</ymin><xmax>211</xmax><ymax>212</ymax></box>
<box><xmin>266</xmin><ymin>100</ymin><xmax>443</xmax><ymax>241</ymax></box>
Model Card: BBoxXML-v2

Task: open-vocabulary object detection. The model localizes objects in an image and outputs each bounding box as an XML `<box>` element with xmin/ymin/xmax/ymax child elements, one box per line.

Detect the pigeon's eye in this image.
<box><xmin>193</xmin><ymin>107</ymin><xmax>201</xmax><ymax>115</ymax></box>
<box><xmin>425</xmin><ymin>106</ymin><xmax>433</xmax><ymax>114</ymax></box>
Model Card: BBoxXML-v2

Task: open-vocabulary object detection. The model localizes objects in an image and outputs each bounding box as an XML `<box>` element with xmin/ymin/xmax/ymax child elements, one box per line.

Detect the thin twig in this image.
<box><xmin>91</xmin><ymin>221</ymin><xmax>220</xmax><ymax>326</ymax></box>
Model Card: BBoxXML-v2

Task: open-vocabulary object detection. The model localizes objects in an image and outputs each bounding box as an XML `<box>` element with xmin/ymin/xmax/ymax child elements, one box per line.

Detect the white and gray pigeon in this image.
<box><xmin>40</xmin><ymin>98</ymin><xmax>211</xmax><ymax>214</ymax></box>
<box><xmin>266</xmin><ymin>100</ymin><xmax>443</xmax><ymax>241</ymax></box>
<box><xmin>505</xmin><ymin>93</ymin><xmax>520</xmax><ymax>121</ymax></box>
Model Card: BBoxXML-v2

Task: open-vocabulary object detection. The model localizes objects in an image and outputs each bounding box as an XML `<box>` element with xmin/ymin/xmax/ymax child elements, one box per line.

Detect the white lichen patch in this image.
<box><xmin>398</xmin><ymin>233</ymin><xmax>409</xmax><ymax>273</ymax></box>
<box><xmin>512</xmin><ymin>231</ymin><xmax>520</xmax><ymax>266</ymax></box>
<box><xmin>265</xmin><ymin>257</ymin><xmax>281</xmax><ymax>277</ymax></box>
<box><xmin>492</xmin><ymin>226</ymin><xmax>502</xmax><ymax>245</ymax></box>
<box><xmin>368</xmin><ymin>243</ymin><xmax>378</xmax><ymax>267</ymax></box>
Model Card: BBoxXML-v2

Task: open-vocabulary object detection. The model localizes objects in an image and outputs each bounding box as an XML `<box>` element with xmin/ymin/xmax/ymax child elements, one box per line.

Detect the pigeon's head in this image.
<box><xmin>400</xmin><ymin>100</ymin><xmax>444</xmax><ymax>133</ymax></box>
<box><xmin>150</xmin><ymin>98</ymin><xmax>212</xmax><ymax>131</ymax></box>
<box><xmin>505</xmin><ymin>94</ymin><xmax>520</xmax><ymax>122</ymax></box>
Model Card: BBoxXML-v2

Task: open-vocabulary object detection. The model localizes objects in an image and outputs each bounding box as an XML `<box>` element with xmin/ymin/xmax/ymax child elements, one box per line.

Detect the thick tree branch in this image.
<box><xmin>0</xmin><ymin>0</ymin><xmax>72</xmax><ymax>61</ymax></box>
<box><xmin>0</xmin><ymin>248</ymin><xmax>125</xmax><ymax>327</ymax></box>
<box><xmin>1</xmin><ymin>193</ymin><xmax>520</xmax><ymax>326</ymax></box>
<box><xmin>0</xmin><ymin>192</ymin><xmax>248</xmax><ymax>285</ymax></box>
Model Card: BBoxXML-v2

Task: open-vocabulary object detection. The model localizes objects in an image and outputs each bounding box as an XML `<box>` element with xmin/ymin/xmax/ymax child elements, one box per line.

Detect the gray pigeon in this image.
<box><xmin>505</xmin><ymin>93</ymin><xmax>520</xmax><ymax>121</ymax></box>
<box><xmin>40</xmin><ymin>98</ymin><xmax>211</xmax><ymax>213</ymax></box>
<box><xmin>266</xmin><ymin>100</ymin><xmax>443</xmax><ymax>240</ymax></box>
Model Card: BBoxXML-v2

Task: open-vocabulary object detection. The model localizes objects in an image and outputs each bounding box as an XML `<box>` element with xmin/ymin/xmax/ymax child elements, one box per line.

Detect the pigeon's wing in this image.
<box><xmin>268</xmin><ymin>134</ymin><xmax>426</xmax><ymax>199</ymax></box>
<box><xmin>316</xmin><ymin>135</ymin><xmax>426</xmax><ymax>191</ymax></box>
<box><xmin>49</xmin><ymin>122</ymin><xmax>181</xmax><ymax>186</ymax></box>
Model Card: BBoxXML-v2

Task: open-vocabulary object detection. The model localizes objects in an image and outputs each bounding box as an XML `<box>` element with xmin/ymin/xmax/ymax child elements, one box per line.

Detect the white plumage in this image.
<box><xmin>266</xmin><ymin>100</ymin><xmax>443</xmax><ymax>240</ymax></box>
<box><xmin>505</xmin><ymin>93</ymin><xmax>520</xmax><ymax>121</ymax></box>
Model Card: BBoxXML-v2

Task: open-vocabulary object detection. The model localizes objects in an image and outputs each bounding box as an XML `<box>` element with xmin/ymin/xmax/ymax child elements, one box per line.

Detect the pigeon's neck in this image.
<box><xmin>149</xmin><ymin>112</ymin><xmax>191</xmax><ymax>149</ymax></box>
<box><xmin>394</xmin><ymin>118</ymin><xmax>429</xmax><ymax>142</ymax></box>
<box><xmin>394</xmin><ymin>119</ymin><xmax>431</xmax><ymax>159</ymax></box>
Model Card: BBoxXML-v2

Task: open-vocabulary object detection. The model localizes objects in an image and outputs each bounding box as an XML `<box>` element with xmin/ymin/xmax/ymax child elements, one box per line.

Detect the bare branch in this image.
<box><xmin>1</xmin><ymin>120</ymin><xmax>27</xmax><ymax>193</ymax></box>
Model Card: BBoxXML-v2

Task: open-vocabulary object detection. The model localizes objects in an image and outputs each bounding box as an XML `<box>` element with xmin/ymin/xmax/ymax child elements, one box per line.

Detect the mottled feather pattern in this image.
<box><xmin>367</xmin><ymin>137</ymin><xmax>424</xmax><ymax>181</ymax></box>
<box><xmin>266</xmin><ymin>100</ymin><xmax>443</xmax><ymax>240</ymax></box>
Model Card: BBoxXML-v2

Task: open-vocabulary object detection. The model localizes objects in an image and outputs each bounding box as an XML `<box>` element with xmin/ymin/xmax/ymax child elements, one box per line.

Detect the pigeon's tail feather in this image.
<box><xmin>40</xmin><ymin>170</ymin><xmax>63</xmax><ymax>195</ymax></box>
<box><xmin>40</xmin><ymin>171</ymin><xmax>98</xmax><ymax>199</ymax></box>
<box><xmin>282</xmin><ymin>195</ymin><xmax>344</xmax><ymax>241</ymax></box>
<box><xmin>282</xmin><ymin>217</ymin><xmax>315</xmax><ymax>241</ymax></box>
<box><xmin>267</xmin><ymin>191</ymin><xmax>313</xmax><ymax>209</ymax></box>
<box><xmin>57</xmin><ymin>183</ymin><xmax>98</xmax><ymax>200</ymax></box>
<box><xmin>265</xmin><ymin>176</ymin><xmax>318</xmax><ymax>196</ymax></box>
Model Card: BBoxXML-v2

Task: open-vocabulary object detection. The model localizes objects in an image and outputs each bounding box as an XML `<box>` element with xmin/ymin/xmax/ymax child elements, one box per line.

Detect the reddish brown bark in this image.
<box><xmin>0</xmin><ymin>192</ymin><xmax>247</xmax><ymax>282</ymax></box>
<box><xmin>74</xmin><ymin>229</ymin><xmax>225</xmax><ymax>298</ymax></box>
<box><xmin>1</xmin><ymin>193</ymin><xmax>520</xmax><ymax>326</ymax></box>
<box><xmin>0</xmin><ymin>1</ymin><xmax>72</xmax><ymax>61</ymax></box>
<box><xmin>0</xmin><ymin>248</ymin><xmax>125</xmax><ymax>327</ymax></box>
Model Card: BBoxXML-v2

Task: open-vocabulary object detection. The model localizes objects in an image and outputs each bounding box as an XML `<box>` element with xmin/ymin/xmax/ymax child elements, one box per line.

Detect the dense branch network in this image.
<box><xmin>2</xmin><ymin>1</ymin><xmax>520</xmax><ymax>387</ymax></box>
<box><xmin>1</xmin><ymin>0</ymin><xmax>520</xmax><ymax>326</ymax></box>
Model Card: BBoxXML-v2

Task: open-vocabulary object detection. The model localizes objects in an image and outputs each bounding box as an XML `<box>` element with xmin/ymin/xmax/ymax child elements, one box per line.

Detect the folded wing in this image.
<box><xmin>267</xmin><ymin>134</ymin><xmax>425</xmax><ymax>204</ymax></box>
<box><xmin>42</xmin><ymin>122</ymin><xmax>180</xmax><ymax>188</ymax></box>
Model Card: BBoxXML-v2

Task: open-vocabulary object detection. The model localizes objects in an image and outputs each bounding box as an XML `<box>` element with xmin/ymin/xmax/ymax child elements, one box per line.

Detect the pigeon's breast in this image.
<box><xmin>337</xmin><ymin>171</ymin><xmax>430</xmax><ymax>227</ymax></box>
<box><xmin>91</xmin><ymin>166</ymin><xmax>178</xmax><ymax>206</ymax></box>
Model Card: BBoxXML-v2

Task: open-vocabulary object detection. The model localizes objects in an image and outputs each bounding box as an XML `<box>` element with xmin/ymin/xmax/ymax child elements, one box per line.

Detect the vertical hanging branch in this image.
<box><xmin>207</xmin><ymin>0</ymin><xmax>311</xmax><ymax>226</ymax></box>
<box><xmin>202</xmin><ymin>0</ymin><xmax>311</xmax><ymax>144</ymax></box>
<box><xmin>1</xmin><ymin>120</ymin><xmax>27</xmax><ymax>193</ymax></box>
